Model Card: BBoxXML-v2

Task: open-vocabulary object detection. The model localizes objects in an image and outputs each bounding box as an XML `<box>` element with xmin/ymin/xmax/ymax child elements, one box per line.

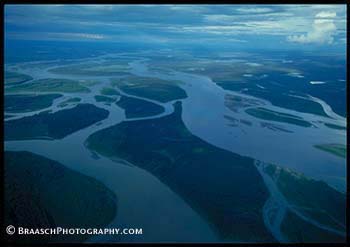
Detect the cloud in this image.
<box><xmin>315</xmin><ymin>11</ymin><xmax>336</xmax><ymax>18</ymax></box>
<box><xmin>236</xmin><ymin>7</ymin><xmax>272</xmax><ymax>14</ymax></box>
<box><xmin>72</xmin><ymin>33</ymin><xmax>105</xmax><ymax>39</ymax></box>
<box><xmin>204</xmin><ymin>14</ymin><xmax>235</xmax><ymax>23</ymax></box>
<box><xmin>287</xmin><ymin>11</ymin><xmax>337</xmax><ymax>44</ymax></box>
<box><xmin>48</xmin><ymin>32</ymin><xmax>106</xmax><ymax>40</ymax></box>
<box><xmin>80</xmin><ymin>5</ymin><xmax>115</xmax><ymax>11</ymax></box>
<box><xmin>6</xmin><ymin>31</ymin><xmax>106</xmax><ymax>41</ymax></box>
<box><xmin>4</xmin><ymin>5</ymin><xmax>346</xmax><ymax>47</ymax></box>
<box><xmin>340</xmin><ymin>37</ymin><xmax>346</xmax><ymax>43</ymax></box>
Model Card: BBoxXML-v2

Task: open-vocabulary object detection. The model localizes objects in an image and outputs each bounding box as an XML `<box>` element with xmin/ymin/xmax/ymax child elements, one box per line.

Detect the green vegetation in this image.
<box><xmin>224</xmin><ymin>115</ymin><xmax>239</xmax><ymax>127</ymax></box>
<box><xmin>264</xmin><ymin>164</ymin><xmax>346</xmax><ymax>233</ymax></box>
<box><xmin>314</xmin><ymin>144</ymin><xmax>346</xmax><ymax>158</ymax></box>
<box><xmin>324</xmin><ymin>123</ymin><xmax>346</xmax><ymax>131</ymax></box>
<box><xmin>5</xmin><ymin>104</ymin><xmax>109</xmax><ymax>140</ymax></box>
<box><xmin>224</xmin><ymin>94</ymin><xmax>262</xmax><ymax>113</ymax></box>
<box><xmin>112</xmin><ymin>76</ymin><xmax>187</xmax><ymax>103</ymax></box>
<box><xmin>58</xmin><ymin>97</ymin><xmax>81</xmax><ymax>107</ymax></box>
<box><xmin>87</xmin><ymin>102</ymin><xmax>274</xmax><ymax>242</ymax></box>
<box><xmin>218</xmin><ymin>82</ymin><xmax>329</xmax><ymax>118</ymax></box>
<box><xmin>94</xmin><ymin>95</ymin><xmax>116</xmax><ymax>103</ymax></box>
<box><xmin>5</xmin><ymin>94</ymin><xmax>62</xmax><ymax>113</ymax></box>
<box><xmin>5</xmin><ymin>78</ymin><xmax>90</xmax><ymax>93</ymax></box>
<box><xmin>152</xmin><ymin>56</ymin><xmax>344</xmax><ymax>117</ymax></box>
<box><xmin>49</xmin><ymin>62</ymin><xmax>130</xmax><ymax>76</ymax></box>
<box><xmin>78</xmin><ymin>80</ymin><xmax>101</xmax><ymax>87</ymax></box>
<box><xmin>245</xmin><ymin>107</ymin><xmax>312</xmax><ymax>127</ymax></box>
<box><xmin>281</xmin><ymin>211</ymin><xmax>344</xmax><ymax>243</ymax></box>
<box><xmin>100</xmin><ymin>87</ymin><xmax>120</xmax><ymax>96</ymax></box>
<box><xmin>5</xmin><ymin>71</ymin><xmax>32</xmax><ymax>85</ymax></box>
<box><xmin>250</xmin><ymin>107</ymin><xmax>302</xmax><ymax>119</ymax></box>
<box><xmin>4</xmin><ymin>151</ymin><xmax>116</xmax><ymax>243</ymax></box>
<box><xmin>149</xmin><ymin>57</ymin><xmax>298</xmax><ymax>83</ymax></box>
<box><xmin>223</xmin><ymin>115</ymin><xmax>253</xmax><ymax>128</ymax></box>
<box><xmin>15</xmin><ymin>60</ymin><xmax>80</xmax><ymax>70</ymax></box>
<box><xmin>260</xmin><ymin>122</ymin><xmax>293</xmax><ymax>133</ymax></box>
<box><xmin>116</xmin><ymin>96</ymin><xmax>164</xmax><ymax>118</ymax></box>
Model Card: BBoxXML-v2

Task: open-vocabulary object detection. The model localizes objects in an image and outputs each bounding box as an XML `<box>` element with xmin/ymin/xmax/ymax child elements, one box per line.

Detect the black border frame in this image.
<box><xmin>0</xmin><ymin>1</ymin><xmax>348</xmax><ymax>246</ymax></box>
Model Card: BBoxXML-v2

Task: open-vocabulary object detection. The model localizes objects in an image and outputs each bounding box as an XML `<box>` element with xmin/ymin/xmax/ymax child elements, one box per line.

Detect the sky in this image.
<box><xmin>4</xmin><ymin>4</ymin><xmax>347</xmax><ymax>51</ymax></box>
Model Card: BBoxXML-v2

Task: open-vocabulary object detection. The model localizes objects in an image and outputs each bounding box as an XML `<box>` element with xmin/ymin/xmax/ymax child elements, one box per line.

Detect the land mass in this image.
<box><xmin>112</xmin><ymin>76</ymin><xmax>187</xmax><ymax>103</ymax></box>
<box><xmin>5</xmin><ymin>94</ymin><xmax>62</xmax><ymax>113</ymax></box>
<box><xmin>5</xmin><ymin>104</ymin><xmax>109</xmax><ymax>140</ymax></box>
<box><xmin>4</xmin><ymin>151</ymin><xmax>117</xmax><ymax>243</ymax></box>
<box><xmin>87</xmin><ymin>101</ymin><xmax>274</xmax><ymax>242</ymax></box>
<box><xmin>116</xmin><ymin>96</ymin><xmax>164</xmax><ymax>118</ymax></box>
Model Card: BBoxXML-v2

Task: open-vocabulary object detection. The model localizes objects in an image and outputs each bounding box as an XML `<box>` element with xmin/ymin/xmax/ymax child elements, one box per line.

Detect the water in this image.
<box><xmin>4</xmin><ymin>53</ymin><xmax>346</xmax><ymax>242</ymax></box>
<box><xmin>130</xmin><ymin>60</ymin><xmax>346</xmax><ymax>192</ymax></box>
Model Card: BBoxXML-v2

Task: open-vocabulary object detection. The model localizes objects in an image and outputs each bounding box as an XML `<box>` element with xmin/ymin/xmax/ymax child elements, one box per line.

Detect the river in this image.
<box><xmin>4</xmin><ymin>54</ymin><xmax>346</xmax><ymax>242</ymax></box>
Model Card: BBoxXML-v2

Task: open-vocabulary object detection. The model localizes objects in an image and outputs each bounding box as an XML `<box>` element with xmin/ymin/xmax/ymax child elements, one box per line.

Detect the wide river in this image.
<box><xmin>5</xmin><ymin>54</ymin><xmax>346</xmax><ymax>242</ymax></box>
